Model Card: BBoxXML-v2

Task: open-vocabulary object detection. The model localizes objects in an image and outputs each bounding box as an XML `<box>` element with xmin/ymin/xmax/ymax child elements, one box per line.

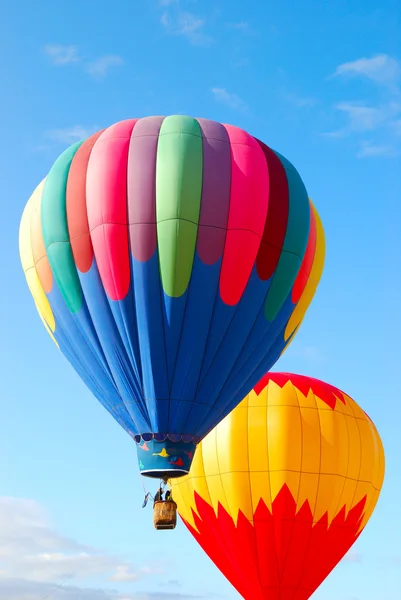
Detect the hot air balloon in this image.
<box><xmin>172</xmin><ymin>372</ymin><xmax>385</xmax><ymax>600</ymax></box>
<box><xmin>19</xmin><ymin>116</ymin><xmax>325</xmax><ymax>482</ymax></box>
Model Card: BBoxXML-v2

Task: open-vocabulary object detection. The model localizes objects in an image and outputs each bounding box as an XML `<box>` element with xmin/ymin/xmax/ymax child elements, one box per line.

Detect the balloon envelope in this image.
<box><xmin>172</xmin><ymin>372</ymin><xmax>385</xmax><ymax>599</ymax></box>
<box><xmin>19</xmin><ymin>116</ymin><xmax>325</xmax><ymax>478</ymax></box>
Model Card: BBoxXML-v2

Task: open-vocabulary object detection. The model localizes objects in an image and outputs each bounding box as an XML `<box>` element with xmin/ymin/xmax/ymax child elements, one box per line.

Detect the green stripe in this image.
<box><xmin>156</xmin><ymin>115</ymin><xmax>203</xmax><ymax>297</ymax></box>
<box><xmin>41</xmin><ymin>142</ymin><xmax>84</xmax><ymax>313</ymax></box>
<box><xmin>264</xmin><ymin>151</ymin><xmax>310</xmax><ymax>321</ymax></box>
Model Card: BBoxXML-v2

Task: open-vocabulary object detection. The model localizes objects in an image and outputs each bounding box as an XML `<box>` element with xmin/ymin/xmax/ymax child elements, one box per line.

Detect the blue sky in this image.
<box><xmin>1</xmin><ymin>0</ymin><xmax>400</xmax><ymax>598</ymax></box>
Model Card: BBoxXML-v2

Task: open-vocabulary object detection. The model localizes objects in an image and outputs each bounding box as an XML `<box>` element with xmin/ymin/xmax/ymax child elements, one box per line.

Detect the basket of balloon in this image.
<box><xmin>153</xmin><ymin>500</ymin><xmax>177</xmax><ymax>530</ymax></box>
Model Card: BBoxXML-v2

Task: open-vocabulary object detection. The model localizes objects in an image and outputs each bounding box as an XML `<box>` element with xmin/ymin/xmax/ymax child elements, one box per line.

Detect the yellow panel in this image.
<box><xmin>19</xmin><ymin>181</ymin><xmax>44</xmax><ymax>271</ymax></box>
<box><xmin>352</xmin><ymin>481</ymin><xmax>374</xmax><ymax>517</ymax></box>
<box><xmin>200</xmin><ymin>427</ymin><xmax>221</xmax><ymax>477</ymax></box>
<box><xmin>342</xmin><ymin>414</ymin><xmax>361</xmax><ymax>481</ymax></box>
<box><xmin>248</xmin><ymin>387</ymin><xmax>267</xmax><ymax>407</ymax></box>
<box><xmin>297</xmin><ymin>472</ymin><xmax>320</xmax><ymax>514</ymax></box>
<box><xmin>351</xmin><ymin>398</ymin><xmax>372</xmax><ymax>421</ymax></box>
<box><xmin>250</xmin><ymin>471</ymin><xmax>272</xmax><ymax>513</ymax></box>
<box><xmin>188</xmin><ymin>443</ymin><xmax>213</xmax><ymax>504</ymax></box>
<box><xmin>296</xmin><ymin>387</ymin><xmax>318</xmax><ymax>409</ymax></box>
<box><xmin>318</xmin><ymin>407</ymin><xmax>349</xmax><ymax>476</ymax></box>
<box><xmin>333</xmin><ymin>393</ymin><xmax>355</xmax><ymax>418</ymax></box>
<box><xmin>247</xmin><ymin>405</ymin><xmax>269</xmax><ymax>472</ymax></box>
<box><xmin>198</xmin><ymin>430</ymin><xmax>231</xmax><ymax>516</ymax></box>
<box><xmin>170</xmin><ymin>483</ymin><xmax>191</xmax><ymax>524</ymax></box>
<box><xmin>375</xmin><ymin>434</ymin><xmax>386</xmax><ymax>491</ymax></box>
<box><xmin>216</xmin><ymin>405</ymin><xmax>249</xmax><ymax>473</ymax></box>
<box><xmin>268</xmin><ymin>380</ymin><xmax>299</xmax><ymax>406</ymax></box>
<box><xmin>299</xmin><ymin>406</ymin><xmax>321</xmax><ymax>473</ymax></box>
<box><xmin>361</xmin><ymin>488</ymin><xmax>381</xmax><ymax>529</ymax></box>
<box><xmin>267</xmin><ymin>405</ymin><xmax>302</xmax><ymax>475</ymax></box>
<box><xmin>204</xmin><ymin>474</ymin><xmax>231</xmax><ymax>515</ymax></box>
<box><xmin>19</xmin><ymin>179</ymin><xmax>57</xmax><ymax>341</ymax></box>
<box><xmin>357</xmin><ymin>419</ymin><xmax>379</xmax><ymax>483</ymax></box>
<box><xmin>220</xmin><ymin>472</ymin><xmax>253</xmax><ymax>522</ymax></box>
<box><xmin>269</xmin><ymin>470</ymin><xmax>301</xmax><ymax>504</ymax></box>
<box><xmin>338</xmin><ymin>477</ymin><xmax>358</xmax><ymax>515</ymax></box>
<box><xmin>314</xmin><ymin>473</ymin><xmax>348</xmax><ymax>522</ymax></box>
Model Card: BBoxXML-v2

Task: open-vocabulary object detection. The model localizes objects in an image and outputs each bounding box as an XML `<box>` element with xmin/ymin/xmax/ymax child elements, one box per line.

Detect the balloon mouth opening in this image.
<box><xmin>133</xmin><ymin>433</ymin><xmax>201</xmax><ymax>444</ymax></box>
<box><xmin>141</xmin><ymin>468</ymin><xmax>190</xmax><ymax>479</ymax></box>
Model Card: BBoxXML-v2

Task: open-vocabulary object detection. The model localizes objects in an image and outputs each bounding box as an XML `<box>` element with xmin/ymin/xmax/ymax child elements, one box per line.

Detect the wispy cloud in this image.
<box><xmin>325</xmin><ymin>54</ymin><xmax>401</xmax><ymax>155</ymax></box>
<box><xmin>325</xmin><ymin>101</ymin><xmax>401</xmax><ymax>139</ymax></box>
<box><xmin>211</xmin><ymin>87</ymin><xmax>248</xmax><ymax>111</ymax></box>
<box><xmin>335</xmin><ymin>102</ymin><xmax>391</xmax><ymax>131</ymax></box>
<box><xmin>356</xmin><ymin>140</ymin><xmax>398</xmax><ymax>158</ymax></box>
<box><xmin>333</xmin><ymin>54</ymin><xmax>401</xmax><ymax>90</ymax></box>
<box><xmin>86</xmin><ymin>55</ymin><xmax>124</xmax><ymax>78</ymax></box>
<box><xmin>45</xmin><ymin>125</ymin><xmax>99</xmax><ymax>144</ymax></box>
<box><xmin>160</xmin><ymin>9</ymin><xmax>211</xmax><ymax>45</ymax></box>
<box><xmin>44</xmin><ymin>44</ymin><xmax>124</xmax><ymax>78</ymax></box>
<box><xmin>226</xmin><ymin>21</ymin><xmax>255</xmax><ymax>35</ymax></box>
<box><xmin>44</xmin><ymin>44</ymin><xmax>81</xmax><ymax>65</ymax></box>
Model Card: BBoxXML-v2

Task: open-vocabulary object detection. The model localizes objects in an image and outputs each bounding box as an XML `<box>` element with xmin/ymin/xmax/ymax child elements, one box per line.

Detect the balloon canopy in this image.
<box><xmin>172</xmin><ymin>372</ymin><xmax>385</xmax><ymax>599</ymax></box>
<box><xmin>19</xmin><ymin>116</ymin><xmax>325</xmax><ymax>479</ymax></box>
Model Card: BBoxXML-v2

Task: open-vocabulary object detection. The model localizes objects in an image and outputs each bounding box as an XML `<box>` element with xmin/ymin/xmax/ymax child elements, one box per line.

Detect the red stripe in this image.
<box><xmin>254</xmin><ymin>140</ymin><xmax>289</xmax><ymax>281</ymax></box>
<box><xmin>66</xmin><ymin>130</ymin><xmax>104</xmax><ymax>273</ymax></box>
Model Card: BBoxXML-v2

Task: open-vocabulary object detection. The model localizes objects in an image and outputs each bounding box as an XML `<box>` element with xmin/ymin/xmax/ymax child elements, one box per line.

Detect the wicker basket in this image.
<box><xmin>153</xmin><ymin>500</ymin><xmax>177</xmax><ymax>530</ymax></box>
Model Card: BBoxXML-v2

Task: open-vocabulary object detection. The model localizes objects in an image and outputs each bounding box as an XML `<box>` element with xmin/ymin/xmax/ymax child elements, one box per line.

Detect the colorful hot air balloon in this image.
<box><xmin>19</xmin><ymin>116</ymin><xmax>325</xmax><ymax>479</ymax></box>
<box><xmin>172</xmin><ymin>373</ymin><xmax>385</xmax><ymax>600</ymax></box>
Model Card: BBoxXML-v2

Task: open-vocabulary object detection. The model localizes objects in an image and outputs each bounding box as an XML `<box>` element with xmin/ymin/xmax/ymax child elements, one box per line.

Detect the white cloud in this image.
<box><xmin>356</xmin><ymin>140</ymin><xmax>398</xmax><ymax>158</ymax></box>
<box><xmin>330</xmin><ymin>101</ymin><xmax>401</xmax><ymax>136</ymax></box>
<box><xmin>0</xmin><ymin>497</ymin><xmax>218</xmax><ymax>600</ymax></box>
<box><xmin>211</xmin><ymin>87</ymin><xmax>248</xmax><ymax>111</ymax></box>
<box><xmin>46</xmin><ymin>125</ymin><xmax>99</xmax><ymax>144</ymax></box>
<box><xmin>0</xmin><ymin>497</ymin><xmax>149</xmax><ymax>584</ymax></box>
<box><xmin>86</xmin><ymin>55</ymin><xmax>124</xmax><ymax>78</ymax></box>
<box><xmin>333</xmin><ymin>54</ymin><xmax>401</xmax><ymax>89</ymax></box>
<box><xmin>44</xmin><ymin>44</ymin><xmax>81</xmax><ymax>65</ymax></box>
<box><xmin>161</xmin><ymin>10</ymin><xmax>211</xmax><ymax>45</ymax></box>
<box><xmin>44</xmin><ymin>44</ymin><xmax>124</xmax><ymax>78</ymax></box>
<box><xmin>335</xmin><ymin>102</ymin><xmax>386</xmax><ymax>131</ymax></box>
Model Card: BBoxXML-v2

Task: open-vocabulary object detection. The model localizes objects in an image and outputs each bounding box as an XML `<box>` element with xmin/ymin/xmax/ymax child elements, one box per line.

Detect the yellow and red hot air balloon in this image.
<box><xmin>172</xmin><ymin>372</ymin><xmax>385</xmax><ymax>600</ymax></box>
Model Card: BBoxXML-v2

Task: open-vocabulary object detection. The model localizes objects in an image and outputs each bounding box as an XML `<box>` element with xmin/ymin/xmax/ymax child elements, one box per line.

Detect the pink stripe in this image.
<box><xmin>219</xmin><ymin>124</ymin><xmax>269</xmax><ymax>306</ymax></box>
<box><xmin>86</xmin><ymin>119</ymin><xmax>138</xmax><ymax>300</ymax></box>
